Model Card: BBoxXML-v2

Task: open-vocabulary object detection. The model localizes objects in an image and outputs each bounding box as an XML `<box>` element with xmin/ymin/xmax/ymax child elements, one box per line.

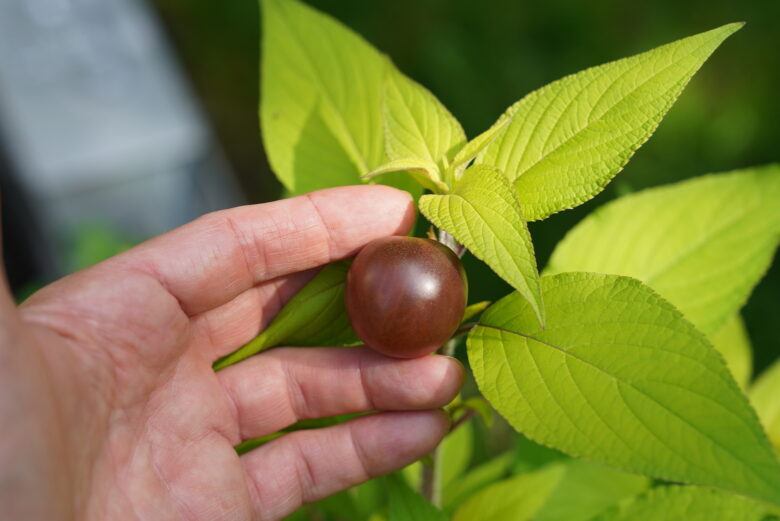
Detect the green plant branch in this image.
<box><xmin>450</xmin><ymin>408</ymin><xmax>477</xmax><ymax>433</ymax></box>
<box><xmin>454</xmin><ymin>322</ymin><xmax>478</xmax><ymax>339</ymax></box>
<box><xmin>420</xmin><ymin>225</ymin><xmax>466</xmax><ymax>506</ymax></box>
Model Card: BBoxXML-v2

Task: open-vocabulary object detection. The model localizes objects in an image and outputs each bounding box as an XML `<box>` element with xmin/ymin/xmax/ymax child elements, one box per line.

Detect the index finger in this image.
<box><xmin>118</xmin><ymin>185</ymin><xmax>415</xmax><ymax>315</ymax></box>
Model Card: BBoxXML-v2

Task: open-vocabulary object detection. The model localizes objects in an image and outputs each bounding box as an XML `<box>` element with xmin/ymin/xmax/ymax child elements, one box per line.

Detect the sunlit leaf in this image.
<box><xmin>260</xmin><ymin>0</ymin><xmax>420</xmax><ymax>197</ymax></box>
<box><xmin>710</xmin><ymin>314</ymin><xmax>753</xmax><ymax>389</ymax></box>
<box><xmin>478</xmin><ymin>23</ymin><xmax>743</xmax><ymax>220</ymax></box>
<box><xmin>362</xmin><ymin>157</ymin><xmax>448</xmax><ymax>194</ymax></box>
<box><xmin>593</xmin><ymin>485</ymin><xmax>768</xmax><ymax>521</ymax></box>
<box><xmin>461</xmin><ymin>301</ymin><xmax>491</xmax><ymax>324</ymax></box>
<box><xmin>751</xmin><ymin>358</ymin><xmax>780</xmax><ymax>453</ymax></box>
<box><xmin>386</xmin><ymin>473</ymin><xmax>447</xmax><ymax>521</ymax></box>
<box><xmin>214</xmin><ymin>262</ymin><xmax>356</xmax><ymax>370</ymax></box>
<box><xmin>448</xmin><ymin>118</ymin><xmax>511</xmax><ymax>180</ymax></box>
<box><xmin>383</xmin><ymin>64</ymin><xmax>466</xmax><ymax>169</ymax></box>
<box><xmin>420</xmin><ymin>164</ymin><xmax>544</xmax><ymax>326</ymax></box>
<box><xmin>442</xmin><ymin>452</ymin><xmax>514</xmax><ymax>513</ymax></box>
<box><xmin>453</xmin><ymin>464</ymin><xmax>565</xmax><ymax>521</ymax></box>
<box><xmin>534</xmin><ymin>460</ymin><xmax>650</xmax><ymax>521</ymax></box>
<box><xmin>546</xmin><ymin>165</ymin><xmax>780</xmax><ymax>336</ymax></box>
<box><xmin>468</xmin><ymin>272</ymin><xmax>780</xmax><ymax>506</ymax></box>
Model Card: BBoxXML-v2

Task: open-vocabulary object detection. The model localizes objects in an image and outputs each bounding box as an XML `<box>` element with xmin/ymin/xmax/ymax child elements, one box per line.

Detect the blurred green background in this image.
<box><xmin>149</xmin><ymin>0</ymin><xmax>779</xmax><ymax>374</ymax></box>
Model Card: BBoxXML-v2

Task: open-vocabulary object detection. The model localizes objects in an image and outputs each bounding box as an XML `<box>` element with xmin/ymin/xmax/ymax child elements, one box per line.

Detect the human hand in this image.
<box><xmin>1</xmin><ymin>186</ymin><xmax>464</xmax><ymax>521</ymax></box>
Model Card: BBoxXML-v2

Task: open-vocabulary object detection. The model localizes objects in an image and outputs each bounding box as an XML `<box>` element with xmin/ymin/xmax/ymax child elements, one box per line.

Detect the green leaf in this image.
<box><xmin>312</xmin><ymin>489</ymin><xmax>361</xmax><ymax>520</ymax></box>
<box><xmin>260</xmin><ymin>0</ymin><xmax>420</xmax><ymax>198</ymax></box>
<box><xmin>533</xmin><ymin>460</ymin><xmax>650</xmax><ymax>521</ymax></box>
<box><xmin>468</xmin><ymin>272</ymin><xmax>780</xmax><ymax>506</ymax></box>
<box><xmin>419</xmin><ymin>164</ymin><xmax>544</xmax><ymax>326</ymax></box>
<box><xmin>281</xmin><ymin>508</ymin><xmax>308</xmax><ymax>521</ymax></box>
<box><xmin>459</xmin><ymin>396</ymin><xmax>494</xmax><ymax>427</ymax></box>
<box><xmin>214</xmin><ymin>262</ymin><xmax>356</xmax><ymax>370</ymax></box>
<box><xmin>546</xmin><ymin>166</ymin><xmax>780</xmax><ymax>336</ymax></box>
<box><xmin>478</xmin><ymin>23</ymin><xmax>743</xmax><ymax>220</ymax></box>
<box><xmin>401</xmin><ymin>420</ymin><xmax>474</xmax><ymax>496</ymax></box>
<box><xmin>593</xmin><ymin>486</ymin><xmax>769</xmax><ymax>521</ymax></box>
<box><xmin>351</xmin><ymin>479</ymin><xmax>385</xmax><ymax>520</ymax></box>
<box><xmin>448</xmin><ymin>118</ymin><xmax>512</xmax><ymax>180</ymax></box>
<box><xmin>710</xmin><ymin>314</ymin><xmax>753</xmax><ymax>389</ymax></box>
<box><xmin>441</xmin><ymin>420</ymin><xmax>474</xmax><ymax>490</ymax></box>
<box><xmin>235</xmin><ymin>433</ymin><xmax>283</xmax><ymax>455</ymax></box>
<box><xmin>386</xmin><ymin>473</ymin><xmax>448</xmax><ymax>521</ymax></box>
<box><xmin>514</xmin><ymin>435</ymin><xmax>568</xmax><ymax>474</ymax></box>
<box><xmin>461</xmin><ymin>301</ymin><xmax>491</xmax><ymax>324</ymax></box>
<box><xmin>751</xmin><ymin>358</ymin><xmax>780</xmax><ymax>453</ymax></box>
<box><xmin>442</xmin><ymin>452</ymin><xmax>514</xmax><ymax>513</ymax></box>
<box><xmin>453</xmin><ymin>464</ymin><xmax>565</xmax><ymax>521</ymax></box>
<box><xmin>383</xmin><ymin>63</ymin><xmax>466</xmax><ymax>168</ymax></box>
<box><xmin>362</xmin><ymin>157</ymin><xmax>449</xmax><ymax>194</ymax></box>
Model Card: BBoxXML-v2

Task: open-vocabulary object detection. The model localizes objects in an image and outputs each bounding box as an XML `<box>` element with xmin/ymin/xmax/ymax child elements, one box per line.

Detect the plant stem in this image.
<box><xmin>438</xmin><ymin>229</ymin><xmax>466</xmax><ymax>258</ymax></box>
<box><xmin>450</xmin><ymin>408</ymin><xmax>476</xmax><ymax>432</ymax></box>
<box><xmin>442</xmin><ymin>336</ymin><xmax>458</xmax><ymax>358</ymax></box>
<box><xmin>421</xmin><ymin>331</ymin><xmax>460</xmax><ymax>505</ymax></box>
<box><xmin>453</xmin><ymin>322</ymin><xmax>477</xmax><ymax>338</ymax></box>
<box><xmin>420</xmin><ymin>229</ymin><xmax>466</xmax><ymax>506</ymax></box>
<box><xmin>420</xmin><ymin>448</ymin><xmax>441</xmax><ymax>506</ymax></box>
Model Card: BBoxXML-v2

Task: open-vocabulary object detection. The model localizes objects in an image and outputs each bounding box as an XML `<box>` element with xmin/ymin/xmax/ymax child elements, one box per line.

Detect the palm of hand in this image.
<box><xmin>3</xmin><ymin>187</ymin><xmax>461</xmax><ymax>521</ymax></box>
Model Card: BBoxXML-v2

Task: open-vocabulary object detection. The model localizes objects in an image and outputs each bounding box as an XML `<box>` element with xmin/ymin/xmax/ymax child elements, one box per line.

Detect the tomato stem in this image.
<box><xmin>437</xmin><ymin>229</ymin><xmax>466</xmax><ymax>258</ymax></box>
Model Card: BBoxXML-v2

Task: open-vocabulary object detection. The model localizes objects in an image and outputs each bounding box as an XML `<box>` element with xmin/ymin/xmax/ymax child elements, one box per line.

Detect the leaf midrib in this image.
<box><xmin>438</xmin><ymin>191</ymin><xmax>540</xmax><ymax>311</ymax></box>
<box><xmin>477</xmin><ymin>323</ymin><xmax>778</xmax><ymax>493</ymax></box>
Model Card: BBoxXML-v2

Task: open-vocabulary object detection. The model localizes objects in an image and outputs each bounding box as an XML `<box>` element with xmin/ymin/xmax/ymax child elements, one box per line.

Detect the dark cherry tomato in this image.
<box><xmin>345</xmin><ymin>236</ymin><xmax>467</xmax><ymax>358</ymax></box>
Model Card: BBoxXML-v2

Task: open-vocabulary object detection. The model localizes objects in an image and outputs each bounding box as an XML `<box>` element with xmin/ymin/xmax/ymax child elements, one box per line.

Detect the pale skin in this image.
<box><xmin>0</xmin><ymin>185</ymin><xmax>464</xmax><ymax>521</ymax></box>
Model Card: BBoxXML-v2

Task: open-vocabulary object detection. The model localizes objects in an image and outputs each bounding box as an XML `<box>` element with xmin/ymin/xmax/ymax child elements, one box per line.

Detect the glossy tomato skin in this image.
<box><xmin>345</xmin><ymin>236</ymin><xmax>467</xmax><ymax>358</ymax></box>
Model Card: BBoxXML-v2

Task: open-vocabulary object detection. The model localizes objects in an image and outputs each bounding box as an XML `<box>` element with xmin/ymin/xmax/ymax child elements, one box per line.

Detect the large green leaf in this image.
<box><xmin>478</xmin><ymin>23</ymin><xmax>743</xmax><ymax>220</ymax></box>
<box><xmin>383</xmin><ymin>64</ymin><xmax>466</xmax><ymax>169</ymax></box>
<box><xmin>546</xmin><ymin>165</ymin><xmax>780</xmax><ymax>336</ymax></box>
<box><xmin>533</xmin><ymin>460</ymin><xmax>650</xmax><ymax>521</ymax></box>
<box><xmin>751</xmin><ymin>358</ymin><xmax>780</xmax><ymax>453</ymax></box>
<box><xmin>468</xmin><ymin>272</ymin><xmax>780</xmax><ymax>505</ymax></box>
<box><xmin>593</xmin><ymin>486</ymin><xmax>768</xmax><ymax>521</ymax></box>
<box><xmin>419</xmin><ymin>164</ymin><xmax>544</xmax><ymax>326</ymax></box>
<box><xmin>260</xmin><ymin>0</ymin><xmax>419</xmax><ymax>197</ymax></box>
<box><xmin>710</xmin><ymin>314</ymin><xmax>753</xmax><ymax>389</ymax></box>
<box><xmin>453</xmin><ymin>464</ymin><xmax>565</xmax><ymax>521</ymax></box>
<box><xmin>213</xmin><ymin>262</ymin><xmax>356</xmax><ymax>370</ymax></box>
<box><xmin>386</xmin><ymin>474</ymin><xmax>448</xmax><ymax>521</ymax></box>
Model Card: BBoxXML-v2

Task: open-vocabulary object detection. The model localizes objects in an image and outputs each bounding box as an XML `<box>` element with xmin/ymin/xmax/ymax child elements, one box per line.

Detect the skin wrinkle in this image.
<box><xmin>294</xmin><ymin>434</ymin><xmax>320</xmax><ymax>504</ymax></box>
<box><xmin>304</xmin><ymin>192</ymin><xmax>337</xmax><ymax>262</ymax></box>
<box><xmin>0</xmin><ymin>186</ymin><xmax>462</xmax><ymax>520</ymax></box>
<box><xmin>346</xmin><ymin>421</ymin><xmax>375</xmax><ymax>483</ymax></box>
<box><xmin>287</xmin><ymin>356</ymin><xmax>325</xmax><ymax>420</ymax></box>
<box><xmin>223</xmin><ymin>214</ymin><xmax>261</xmax><ymax>304</ymax></box>
<box><xmin>357</xmin><ymin>354</ymin><xmax>377</xmax><ymax>412</ymax></box>
<box><xmin>283</xmin><ymin>356</ymin><xmax>312</xmax><ymax>426</ymax></box>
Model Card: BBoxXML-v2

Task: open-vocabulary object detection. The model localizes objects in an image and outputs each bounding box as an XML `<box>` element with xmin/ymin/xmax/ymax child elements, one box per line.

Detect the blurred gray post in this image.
<box><xmin>0</xmin><ymin>0</ymin><xmax>242</xmax><ymax>278</ymax></box>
